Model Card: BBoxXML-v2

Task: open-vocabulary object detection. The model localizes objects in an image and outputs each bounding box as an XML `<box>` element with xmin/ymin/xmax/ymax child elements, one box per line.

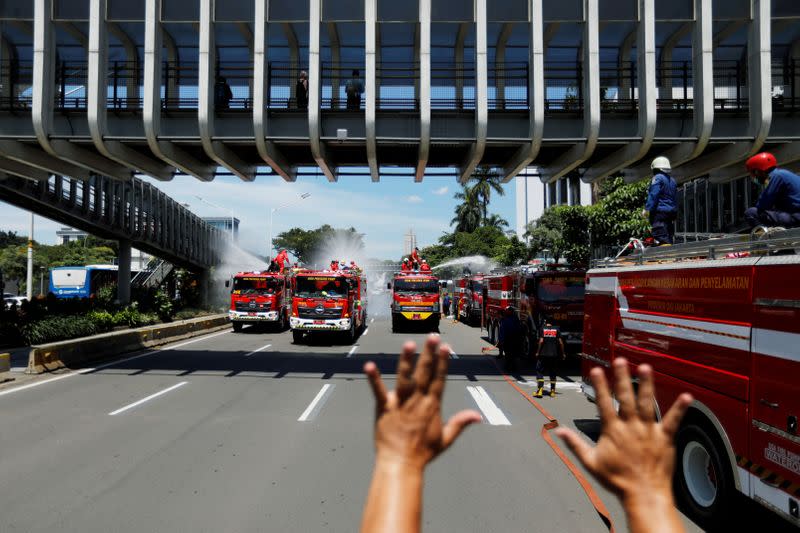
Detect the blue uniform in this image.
<box><xmin>645</xmin><ymin>172</ymin><xmax>678</xmax><ymax>213</ymax></box>
<box><xmin>645</xmin><ymin>172</ymin><xmax>678</xmax><ymax>244</ymax></box>
<box><xmin>746</xmin><ymin>168</ymin><xmax>800</xmax><ymax>228</ymax></box>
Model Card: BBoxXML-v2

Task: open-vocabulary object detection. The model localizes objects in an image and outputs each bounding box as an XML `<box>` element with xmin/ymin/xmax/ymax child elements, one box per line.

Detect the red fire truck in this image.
<box><xmin>483</xmin><ymin>266</ymin><xmax>586</xmax><ymax>355</ymax></box>
<box><xmin>581</xmin><ymin>232</ymin><xmax>800</xmax><ymax>528</ymax></box>
<box><xmin>456</xmin><ymin>274</ymin><xmax>485</xmax><ymax>326</ymax></box>
<box><xmin>389</xmin><ymin>271</ymin><xmax>441</xmax><ymax>332</ymax></box>
<box><xmin>227</xmin><ymin>271</ymin><xmax>292</xmax><ymax>332</ymax></box>
<box><xmin>290</xmin><ymin>269</ymin><xmax>367</xmax><ymax>344</ymax></box>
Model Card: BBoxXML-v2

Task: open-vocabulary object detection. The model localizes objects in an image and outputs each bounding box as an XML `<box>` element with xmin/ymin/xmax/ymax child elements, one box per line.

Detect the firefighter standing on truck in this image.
<box><xmin>534</xmin><ymin>317</ymin><xmax>565</xmax><ymax>398</ymax></box>
<box><xmin>642</xmin><ymin>156</ymin><xmax>678</xmax><ymax>245</ymax></box>
<box><xmin>275</xmin><ymin>249</ymin><xmax>291</xmax><ymax>273</ymax></box>
<box><xmin>744</xmin><ymin>152</ymin><xmax>800</xmax><ymax>229</ymax></box>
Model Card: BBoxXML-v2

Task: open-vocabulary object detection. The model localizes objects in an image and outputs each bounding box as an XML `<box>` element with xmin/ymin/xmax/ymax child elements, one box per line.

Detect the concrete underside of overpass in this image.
<box><xmin>0</xmin><ymin>0</ymin><xmax>797</xmax><ymax>186</ymax></box>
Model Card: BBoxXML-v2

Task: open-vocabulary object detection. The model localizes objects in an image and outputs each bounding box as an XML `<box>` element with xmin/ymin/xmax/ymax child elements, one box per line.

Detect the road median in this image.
<box><xmin>0</xmin><ymin>353</ymin><xmax>13</xmax><ymax>383</ymax></box>
<box><xmin>27</xmin><ymin>314</ymin><xmax>230</xmax><ymax>374</ymax></box>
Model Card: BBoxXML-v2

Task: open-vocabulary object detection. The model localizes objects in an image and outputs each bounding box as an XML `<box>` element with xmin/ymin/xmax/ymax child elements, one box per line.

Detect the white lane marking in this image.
<box><xmin>108</xmin><ymin>381</ymin><xmax>188</xmax><ymax>416</ymax></box>
<box><xmin>450</xmin><ymin>351</ymin><xmax>459</xmax><ymax>359</ymax></box>
<box><xmin>362</xmin><ymin>327</ymin><xmax>369</xmax><ymax>336</ymax></box>
<box><xmin>0</xmin><ymin>330</ymin><xmax>230</xmax><ymax>397</ymax></box>
<box><xmin>244</xmin><ymin>343</ymin><xmax>271</xmax><ymax>357</ymax></box>
<box><xmin>370</xmin><ymin>318</ymin><xmax>374</xmax><ymax>324</ymax></box>
<box><xmin>347</xmin><ymin>345</ymin><xmax>359</xmax><ymax>358</ymax></box>
<box><xmin>298</xmin><ymin>384</ymin><xmax>334</xmax><ymax>422</ymax></box>
<box><xmin>466</xmin><ymin>386</ymin><xmax>511</xmax><ymax>426</ymax></box>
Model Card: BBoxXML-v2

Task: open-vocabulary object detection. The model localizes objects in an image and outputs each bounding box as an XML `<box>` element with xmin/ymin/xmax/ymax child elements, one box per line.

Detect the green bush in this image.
<box><xmin>94</xmin><ymin>285</ymin><xmax>117</xmax><ymax>311</ymax></box>
<box><xmin>21</xmin><ymin>316</ymin><xmax>98</xmax><ymax>345</ymax></box>
<box><xmin>87</xmin><ymin>310</ymin><xmax>115</xmax><ymax>332</ymax></box>
<box><xmin>173</xmin><ymin>308</ymin><xmax>208</xmax><ymax>321</ymax></box>
<box><xmin>153</xmin><ymin>290</ymin><xmax>174</xmax><ymax>322</ymax></box>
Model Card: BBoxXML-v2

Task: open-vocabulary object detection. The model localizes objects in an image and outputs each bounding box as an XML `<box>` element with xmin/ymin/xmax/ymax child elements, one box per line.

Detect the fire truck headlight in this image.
<box><xmin>339</xmin><ymin>319</ymin><xmax>351</xmax><ymax>328</ymax></box>
<box><xmin>266</xmin><ymin>311</ymin><xmax>278</xmax><ymax>320</ymax></box>
<box><xmin>432</xmin><ymin>303</ymin><xmax>439</xmax><ymax>312</ymax></box>
<box><xmin>290</xmin><ymin>317</ymin><xmax>299</xmax><ymax>327</ymax></box>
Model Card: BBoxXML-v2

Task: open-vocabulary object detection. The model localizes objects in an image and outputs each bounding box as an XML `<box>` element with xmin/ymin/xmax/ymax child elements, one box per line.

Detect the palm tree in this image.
<box><xmin>483</xmin><ymin>213</ymin><xmax>509</xmax><ymax>231</ymax></box>
<box><xmin>451</xmin><ymin>185</ymin><xmax>482</xmax><ymax>233</ymax></box>
<box><xmin>469</xmin><ymin>167</ymin><xmax>505</xmax><ymax>223</ymax></box>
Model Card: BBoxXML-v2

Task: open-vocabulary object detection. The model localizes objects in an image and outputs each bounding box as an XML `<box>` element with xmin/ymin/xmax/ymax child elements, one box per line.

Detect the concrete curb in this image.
<box><xmin>0</xmin><ymin>353</ymin><xmax>14</xmax><ymax>383</ymax></box>
<box><xmin>27</xmin><ymin>314</ymin><xmax>230</xmax><ymax>374</ymax></box>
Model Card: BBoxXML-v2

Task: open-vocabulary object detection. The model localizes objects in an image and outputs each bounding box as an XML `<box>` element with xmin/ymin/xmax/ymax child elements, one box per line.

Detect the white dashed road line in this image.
<box><xmin>450</xmin><ymin>351</ymin><xmax>459</xmax><ymax>359</ymax></box>
<box><xmin>370</xmin><ymin>318</ymin><xmax>374</xmax><ymax>324</ymax></box>
<box><xmin>108</xmin><ymin>381</ymin><xmax>188</xmax><ymax>416</ymax></box>
<box><xmin>347</xmin><ymin>345</ymin><xmax>359</xmax><ymax>358</ymax></box>
<box><xmin>362</xmin><ymin>328</ymin><xmax>369</xmax><ymax>336</ymax></box>
<box><xmin>244</xmin><ymin>343</ymin><xmax>271</xmax><ymax>357</ymax></box>
<box><xmin>466</xmin><ymin>386</ymin><xmax>511</xmax><ymax>426</ymax></box>
<box><xmin>298</xmin><ymin>384</ymin><xmax>335</xmax><ymax>422</ymax></box>
<box><xmin>0</xmin><ymin>330</ymin><xmax>230</xmax><ymax>398</ymax></box>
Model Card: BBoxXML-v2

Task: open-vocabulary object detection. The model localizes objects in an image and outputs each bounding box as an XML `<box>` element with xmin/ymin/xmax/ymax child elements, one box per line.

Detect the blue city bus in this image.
<box><xmin>48</xmin><ymin>265</ymin><xmax>118</xmax><ymax>299</ymax></box>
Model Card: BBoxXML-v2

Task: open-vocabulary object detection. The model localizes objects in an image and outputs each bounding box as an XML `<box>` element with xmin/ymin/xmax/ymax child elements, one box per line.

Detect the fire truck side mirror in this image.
<box><xmin>225</xmin><ymin>280</ymin><xmax>230</xmax><ymax>289</ymax></box>
<box><xmin>386</xmin><ymin>283</ymin><xmax>391</xmax><ymax>290</ymax></box>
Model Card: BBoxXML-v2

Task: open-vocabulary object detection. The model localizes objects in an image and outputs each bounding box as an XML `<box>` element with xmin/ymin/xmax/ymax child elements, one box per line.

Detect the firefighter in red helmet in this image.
<box><xmin>744</xmin><ymin>152</ymin><xmax>800</xmax><ymax>228</ymax></box>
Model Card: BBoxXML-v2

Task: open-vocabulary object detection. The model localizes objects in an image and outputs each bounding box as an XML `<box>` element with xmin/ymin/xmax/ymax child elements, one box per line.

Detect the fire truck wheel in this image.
<box><xmin>232</xmin><ymin>322</ymin><xmax>243</xmax><ymax>333</ymax></box>
<box><xmin>292</xmin><ymin>330</ymin><xmax>304</xmax><ymax>344</ymax></box>
<box><xmin>674</xmin><ymin>423</ymin><xmax>734</xmax><ymax>529</ymax></box>
<box><xmin>391</xmin><ymin>315</ymin><xmax>399</xmax><ymax>333</ymax></box>
<box><xmin>280</xmin><ymin>311</ymin><xmax>289</xmax><ymax>331</ymax></box>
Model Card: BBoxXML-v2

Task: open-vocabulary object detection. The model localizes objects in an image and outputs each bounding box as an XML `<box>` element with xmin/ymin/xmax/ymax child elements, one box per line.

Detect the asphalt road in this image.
<box><xmin>0</xmin><ymin>317</ymin><xmax>786</xmax><ymax>532</ymax></box>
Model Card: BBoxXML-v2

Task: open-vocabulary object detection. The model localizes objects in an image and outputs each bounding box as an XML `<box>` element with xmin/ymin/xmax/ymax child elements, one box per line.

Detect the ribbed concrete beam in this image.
<box><xmin>365</xmin><ymin>0</ymin><xmax>379</xmax><ymax>181</ymax></box>
<box><xmin>198</xmin><ymin>0</ymin><xmax>255</xmax><ymax>181</ymax></box>
<box><xmin>709</xmin><ymin>141</ymin><xmax>800</xmax><ymax>183</ymax></box>
<box><xmin>414</xmin><ymin>0</ymin><xmax>431</xmax><ymax>182</ymax></box>
<box><xmin>582</xmin><ymin>0</ymin><xmax>657</xmax><ymax>183</ymax></box>
<box><xmin>144</xmin><ymin>0</ymin><xmax>215</xmax><ymax>181</ymax></box>
<box><xmin>458</xmin><ymin>0</ymin><xmax>488</xmax><ymax>184</ymax></box>
<box><xmin>675</xmin><ymin>0</ymin><xmax>772</xmax><ymax>183</ymax></box>
<box><xmin>0</xmin><ymin>140</ymin><xmax>89</xmax><ymax>180</ymax></box>
<box><xmin>32</xmin><ymin>0</ymin><xmax>132</xmax><ymax>182</ymax></box>
<box><xmin>539</xmin><ymin>0</ymin><xmax>600</xmax><ymax>184</ymax></box>
<box><xmin>89</xmin><ymin>0</ymin><xmax>174</xmax><ymax>181</ymax></box>
<box><xmin>254</xmin><ymin>0</ymin><xmax>295</xmax><ymax>181</ymax></box>
<box><xmin>308</xmin><ymin>0</ymin><xmax>336</xmax><ymax>181</ymax></box>
<box><xmin>624</xmin><ymin>0</ymin><xmax>713</xmax><ymax>183</ymax></box>
<box><xmin>495</xmin><ymin>23</ymin><xmax>514</xmax><ymax>109</ymax></box>
<box><xmin>0</xmin><ymin>156</ymin><xmax>49</xmax><ymax>181</ymax></box>
<box><xmin>501</xmin><ymin>0</ymin><xmax>544</xmax><ymax>183</ymax></box>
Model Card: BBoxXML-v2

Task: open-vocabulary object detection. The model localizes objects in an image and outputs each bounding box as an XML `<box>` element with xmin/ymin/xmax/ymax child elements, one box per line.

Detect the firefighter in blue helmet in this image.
<box><xmin>643</xmin><ymin>156</ymin><xmax>678</xmax><ymax>245</ymax></box>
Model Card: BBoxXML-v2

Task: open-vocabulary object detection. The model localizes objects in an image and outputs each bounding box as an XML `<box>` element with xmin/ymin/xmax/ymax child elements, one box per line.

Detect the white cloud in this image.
<box><xmin>432</xmin><ymin>186</ymin><xmax>449</xmax><ymax>196</ymax></box>
<box><xmin>406</xmin><ymin>195</ymin><xmax>423</xmax><ymax>204</ymax></box>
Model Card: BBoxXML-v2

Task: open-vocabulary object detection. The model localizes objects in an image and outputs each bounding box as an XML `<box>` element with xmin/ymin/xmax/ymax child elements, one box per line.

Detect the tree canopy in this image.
<box><xmin>272</xmin><ymin>225</ymin><xmax>365</xmax><ymax>265</ymax></box>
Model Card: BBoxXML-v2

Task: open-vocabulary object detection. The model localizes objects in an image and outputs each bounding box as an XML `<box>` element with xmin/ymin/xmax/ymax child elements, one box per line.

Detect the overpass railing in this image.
<box><xmin>2</xmin><ymin>58</ymin><xmax>797</xmax><ymax>115</ymax></box>
<box><xmin>0</xmin><ymin>174</ymin><xmax>225</xmax><ymax>269</ymax></box>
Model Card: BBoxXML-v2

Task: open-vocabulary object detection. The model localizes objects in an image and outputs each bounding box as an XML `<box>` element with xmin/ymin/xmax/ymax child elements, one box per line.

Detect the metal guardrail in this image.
<box><xmin>593</xmin><ymin>228</ymin><xmax>800</xmax><ymax>268</ymax></box>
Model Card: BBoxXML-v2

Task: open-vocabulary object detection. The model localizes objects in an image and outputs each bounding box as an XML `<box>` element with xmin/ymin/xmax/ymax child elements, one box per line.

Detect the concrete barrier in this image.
<box><xmin>27</xmin><ymin>314</ymin><xmax>230</xmax><ymax>374</ymax></box>
<box><xmin>0</xmin><ymin>352</ymin><xmax>13</xmax><ymax>383</ymax></box>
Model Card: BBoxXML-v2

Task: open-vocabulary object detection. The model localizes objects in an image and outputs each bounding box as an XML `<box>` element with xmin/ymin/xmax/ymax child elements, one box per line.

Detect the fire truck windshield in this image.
<box><xmin>232</xmin><ymin>277</ymin><xmax>281</xmax><ymax>295</ymax></box>
<box><xmin>296</xmin><ymin>276</ymin><xmax>350</xmax><ymax>298</ymax></box>
<box><xmin>534</xmin><ymin>276</ymin><xmax>585</xmax><ymax>302</ymax></box>
<box><xmin>394</xmin><ymin>279</ymin><xmax>439</xmax><ymax>294</ymax></box>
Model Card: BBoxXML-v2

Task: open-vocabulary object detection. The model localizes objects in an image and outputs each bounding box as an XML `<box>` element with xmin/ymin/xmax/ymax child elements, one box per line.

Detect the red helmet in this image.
<box><xmin>745</xmin><ymin>152</ymin><xmax>777</xmax><ymax>174</ymax></box>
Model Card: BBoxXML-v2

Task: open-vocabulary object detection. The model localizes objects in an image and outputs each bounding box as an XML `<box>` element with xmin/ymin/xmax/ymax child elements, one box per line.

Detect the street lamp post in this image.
<box><xmin>268</xmin><ymin>192</ymin><xmax>311</xmax><ymax>262</ymax></box>
<box><xmin>26</xmin><ymin>213</ymin><xmax>34</xmax><ymax>300</ymax></box>
<box><xmin>195</xmin><ymin>196</ymin><xmax>236</xmax><ymax>239</ymax></box>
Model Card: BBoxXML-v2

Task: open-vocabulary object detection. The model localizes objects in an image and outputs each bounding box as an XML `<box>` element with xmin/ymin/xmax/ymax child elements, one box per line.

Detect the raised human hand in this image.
<box><xmin>363</xmin><ymin>335</ymin><xmax>482</xmax><ymax>469</ymax></box>
<box><xmin>555</xmin><ymin>358</ymin><xmax>692</xmax><ymax>507</ymax></box>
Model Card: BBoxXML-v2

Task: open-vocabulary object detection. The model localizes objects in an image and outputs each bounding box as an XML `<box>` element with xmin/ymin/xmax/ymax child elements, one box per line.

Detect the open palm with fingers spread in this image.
<box><xmin>361</xmin><ymin>336</ymin><xmax>481</xmax><ymax>533</ymax></box>
<box><xmin>556</xmin><ymin>358</ymin><xmax>693</xmax><ymax>533</ymax></box>
<box><xmin>365</xmin><ymin>336</ymin><xmax>482</xmax><ymax>469</ymax></box>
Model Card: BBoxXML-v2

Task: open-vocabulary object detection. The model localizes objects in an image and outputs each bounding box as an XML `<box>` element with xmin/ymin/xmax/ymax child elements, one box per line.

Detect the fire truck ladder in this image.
<box><xmin>596</xmin><ymin>227</ymin><xmax>800</xmax><ymax>267</ymax></box>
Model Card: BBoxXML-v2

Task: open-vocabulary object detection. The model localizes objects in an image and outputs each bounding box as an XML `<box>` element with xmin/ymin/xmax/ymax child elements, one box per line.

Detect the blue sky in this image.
<box><xmin>0</xmin><ymin>174</ymin><xmax>517</xmax><ymax>261</ymax></box>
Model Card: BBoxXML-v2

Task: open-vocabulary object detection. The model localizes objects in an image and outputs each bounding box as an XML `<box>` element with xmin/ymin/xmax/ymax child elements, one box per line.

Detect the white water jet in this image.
<box><xmin>431</xmin><ymin>255</ymin><xmax>498</xmax><ymax>275</ymax></box>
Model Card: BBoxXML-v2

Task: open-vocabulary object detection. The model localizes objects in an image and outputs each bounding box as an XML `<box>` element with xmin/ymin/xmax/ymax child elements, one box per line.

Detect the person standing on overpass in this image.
<box><xmin>642</xmin><ymin>156</ymin><xmax>678</xmax><ymax>245</ymax></box>
<box><xmin>744</xmin><ymin>152</ymin><xmax>800</xmax><ymax>229</ymax></box>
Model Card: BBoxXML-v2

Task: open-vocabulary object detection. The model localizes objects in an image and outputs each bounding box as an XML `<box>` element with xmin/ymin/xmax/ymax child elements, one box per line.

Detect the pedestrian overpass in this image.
<box><xmin>0</xmin><ymin>0</ymin><xmax>796</xmax><ymax>187</ymax></box>
<box><xmin>1</xmin><ymin>0</ymin><xmax>800</xmax><ymax>293</ymax></box>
